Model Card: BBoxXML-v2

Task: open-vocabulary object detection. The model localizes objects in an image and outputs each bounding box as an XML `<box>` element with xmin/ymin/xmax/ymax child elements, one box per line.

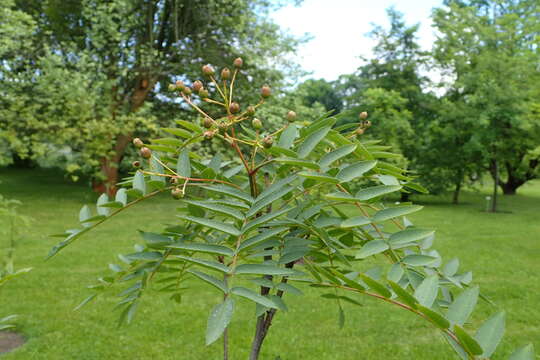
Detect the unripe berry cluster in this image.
<box><xmin>132</xmin><ymin>57</ymin><xmax>374</xmax><ymax>202</ymax></box>
<box><xmin>355</xmin><ymin>111</ymin><xmax>371</xmax><ymax>135</ymax></box>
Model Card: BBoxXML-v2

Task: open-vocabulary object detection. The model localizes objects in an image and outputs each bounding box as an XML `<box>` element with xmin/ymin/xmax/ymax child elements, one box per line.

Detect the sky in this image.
<box><xmin>271</xmin><ymin>0</ymin><xmax>444</xmax><ymax>81</ymax></box>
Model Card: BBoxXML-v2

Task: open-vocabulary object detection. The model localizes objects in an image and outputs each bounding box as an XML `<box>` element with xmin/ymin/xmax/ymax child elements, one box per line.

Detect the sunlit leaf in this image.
<box><xmin>167</xmin><ymin>243</ymin><xmax>234</xmax><ymax>257</ymax></box>
<box><xmin>508</xmin><ymin>344</ymin><xmax>535</xmax><ymax>360</ymax></box>
<box><xmin>475</xmin><ymin>311</ymin><xmax>505</xmax><ymax>358</ymax></box>
<box><xmin>414</xmin><ymin>275</ymin><xmax>439</xmax><ymax>308</ymax></box>
<box><xmin>231</xmin><ymin>287</ymin><xmax>278</xmax><ymax>309</ymax></box>
<box><xmin>183</xmin><ymin>200</ymin><xmax>245</xmax><ymax>221</ymax></box>
<box><xmin>447</xmin><ymin>286</ymin><xmax>479</xmax><ymax>326</ymax></box>
<box><xmin>402</xmin><ymin>254</ymin><xmax>437</xmax><ymax>266</ymax></box>
<box><xmin>389</xmin><ymin>229</ymin><xmax>435</xmax><ymax>246</ymax></box>
<box><xmin>234</xmin><ymin>264</ymin><xmax>299</xmax><ymax>276</ymax></box>
<box><xmin>297</xmin><ymin>126</ymin><xmax>331</xmax><ymax>158</ymax></box>
<box><xmin>298</xmin><ymin>171</ymin><xmax>339</xmax><ymax>184</ymax></box>
<box><xmin>274</xmin><ymin>157</ymin><xmax>320</xmax><ymax>170</ymax></box>
<box><xmin>206</xmin><ymin>298</ymin><xmax>234</xmax><ymax>345</ymax></box>
<box><xmin>337</xmin><ymin>161</ymin><xmax>377</xmax><ymax>182</ymax></box>
<box><xmin>201</xmin><ymin>184</ymin><xmax>253</xmax><ymax>204</ymax></box>
<box><xmin>455</xmin><ymin>325</ymin><xmax>484</xmax><ymax>356</ymax></box>
<box><xmin>189</xmin><ymin>270</ymin><xmax>228</xmax><ymax>293</ymax></box>
<box><xmin>278</xmin><ymin>125</ymin><xmax>298</xmax><ymax>149</ymax></box>
<box><xmin>356</xmin><ymin>240</ymin><xmax>389</xmax><ymax>259</ymax></box>
<box><xmin>319</xmin><ymin>144</ymin><xmax>357</xmax><ymax>169</ymax></box>
<box><xmin>373</xmin><ymin>205</ymin><xmax>423</xmax><ymax>222</ymax></box>
<box><xmin>179</xmin><ymin>215</ymin><xmax>240</xmax><ymax>236</ymax></box>
<box><xmin>356</xmin><ymin>185</ymin><xmax>402</xmax><ymax>201</ymax></box>
<box><xmin>341</xmin><ymin>216</ymin><xmax>371</xmax><ymax>228</ymax></box>
<box><xmin>176</xmin><ymin>149</ymin><xmax>191</xmax><ymax>178</ymax></box>
<box><xmin>133</xmin><ymin>171</ymin><xmax>146</xmax><ymax>195</ymax></box>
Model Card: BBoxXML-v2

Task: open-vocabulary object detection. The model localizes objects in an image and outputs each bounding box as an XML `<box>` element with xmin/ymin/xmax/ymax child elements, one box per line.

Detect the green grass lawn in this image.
<box><xmin>1</xmin><ymin>168</ymin><xmax>539</xmax><ymax>359</ymax></box>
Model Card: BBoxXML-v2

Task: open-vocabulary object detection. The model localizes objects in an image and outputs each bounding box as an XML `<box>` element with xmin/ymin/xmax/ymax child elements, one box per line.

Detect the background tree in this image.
<box><xmin>0</xmin><ymin>189</ymin><xmax>32</xmax><ymax>330</ymax></box>
<box><xmin>433</xmin><ymin>0</ymin><xmax>540</xmax><ymax>210</ymax></box>
<box><xmin>1</xmin><ymin>0</ymin><xmax>303</xmax><ymax>194</ymax></box>
<box><xmin>296</xmin><ymin>79</ymin><xmax>343</xmax><ymax>115</ymax></box>
<box><xmin>338</xmin><ymin>8</ymin><xmax>436</xmax><ymax>199</ymax></box>
<box><xmin>0</xmin><ymin>0</ymin><xmax>37</xmax><ymax>167</ymax></box>
<box><xmin>416</xmin><ymin>98</ymin><xmax>484</xmax><ymax>204</ymax></box>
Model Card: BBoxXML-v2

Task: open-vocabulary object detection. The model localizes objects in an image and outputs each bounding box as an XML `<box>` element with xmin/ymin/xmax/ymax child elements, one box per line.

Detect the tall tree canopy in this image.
<box><xmin>296</xmin><ymin>79</ymin><xmax>343</xmax><ymax>115</ymax></box>
<box><xmin>334</xmin><ymin>8</ymin><xmax>435</xmax><ymax>198</ymax></box>
<box><xmin>1</xmin><ymin>0</ymin><xmax>303</xmax><ymax>193</ymax></box>
<box><xmin>433</xmin><ymin>0</ymin><xmax>540</xmax><ymax>206</ymax></box>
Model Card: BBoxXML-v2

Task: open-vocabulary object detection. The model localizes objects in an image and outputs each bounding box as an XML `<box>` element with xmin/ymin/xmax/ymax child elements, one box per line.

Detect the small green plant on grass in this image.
<box><xmin>50</xmin><ymin>58</ymin><xmax>534</xmax><ymax>359</ymax></box>
<box><xmin>0</xmin><ymin>193</ymin><xmax>32</xmax><ymax>331</ymax></box>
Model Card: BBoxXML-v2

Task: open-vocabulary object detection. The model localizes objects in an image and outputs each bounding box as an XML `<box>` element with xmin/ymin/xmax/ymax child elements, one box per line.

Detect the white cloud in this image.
<box><xmin>272</xmin><ymin>0</ymin><xmax>443</xmax><ymax>81</ymax></box>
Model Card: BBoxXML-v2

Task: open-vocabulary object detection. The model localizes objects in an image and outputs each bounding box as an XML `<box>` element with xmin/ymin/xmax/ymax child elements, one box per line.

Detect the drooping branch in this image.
<box><xmin>47</xmin><ymin>185</ymin><xmax>174</xmax><ymax>260</ymax></box>
<box><xmin>311</xmin><ymin>282</ymin><xmax>476</xmax><ymax>359</ymax></box>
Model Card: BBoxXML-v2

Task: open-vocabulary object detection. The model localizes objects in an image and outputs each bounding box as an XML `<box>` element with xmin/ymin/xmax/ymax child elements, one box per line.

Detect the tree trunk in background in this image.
<box><xmin>499</xmin><ymin>159</ymin><xmax>539</xmax><ymax>196</ymax></box>
<box><xmin>500</xmin><ymin>160</ymin><xmax>532</xmax><ymax>195</ymax></box>
<box><xmin>11</xmin><ymin>153</ymin><xmax>35</xmax><ymax>168</ymax></box>
<box><xmin>452</xmin><ymin>180</ymin><xmax>462</xmax><ymax>204</ymax></box>
<box><xmin>452</xmin><ymin>169</ymin><xmax>464</xmax><ymax>205</ymax></box>
<box><xmin>93</xmin><ymin>134</ymin><xmax>132</xmax><ymax>196</ymax></box>
<box><xmin>490</xmin><ymin>158</ymin><xmax>498</xmax><ymax>212</ymax></box>
<box><xmin>501</xmin><ymin>180</ymin><xmax>519</xmax><ymax>195</ymax></box>
<box><xmin>93</xmin><ymin>76</ymin><xmax>155</xmax><ymax>195</ymax></box>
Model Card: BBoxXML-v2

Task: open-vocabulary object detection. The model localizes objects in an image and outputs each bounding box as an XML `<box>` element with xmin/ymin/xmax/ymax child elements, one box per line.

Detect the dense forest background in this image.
<box><xmin>1</xmin><ymin>0</ymin><xmax>539</xmax><ymax>207</ymax></box>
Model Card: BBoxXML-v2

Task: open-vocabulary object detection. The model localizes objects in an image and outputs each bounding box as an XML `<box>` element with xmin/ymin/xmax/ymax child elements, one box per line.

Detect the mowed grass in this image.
<box><xmin>0</xmin><ymin>168</ymin><xmax>539</xmax><ymax>359</ymax></box>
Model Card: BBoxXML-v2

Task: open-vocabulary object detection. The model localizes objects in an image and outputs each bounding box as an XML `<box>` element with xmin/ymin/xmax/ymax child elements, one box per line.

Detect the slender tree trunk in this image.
<box><xmin>92</xmin><ymin>134</ymin><xmax>132</xmax><ymax>196</ymax></box>
<box><xmin>491</xmin><ymin>159</ymin><xmax>498</xmax><ymax>212</ymax></box>
<box><xmin>249</xmin><ymin>274</ymin><xmax>272</xmax><ymax>360</ymax></box>
<box><xmin>222</xmin><ymin>273</ymin><xmax>229</xmax><ymax>360</ymax></box>
<box><xmin>500</xmin><ymin>159</ymin><xmax>538</xmax><ymax>195</ymax></box>
<box><xmin>249</xmin><ymin>318</ymin><xmax>266</xmax><ymax>360</ymax></box>
<box><xmin>452</xmin><ymin>180</ymin><xmax>462</xmax><ymax>205</ymax></box>
<box><xmin>500</xmin><ymin>165</ymin><xmax>525</xmax><ymax>195</ymax></box>
<box><xmin>501</xmin><ymin>182</ymin><xmax>518</xmax><ymax>195</ymax></box>
<box><xmin>223</xmin><ymin>328</ymin><xmax>229</xmax><ymax>360</ymax></box>
<box><xmin>93</xmin><ymin>76</ymin><xmax>155</xmax><ymax>194</ymax></box>
<box><xmin>249</xmin><ymin>262</ymin><xmax>294</xmax><ymax>360</ymax></box>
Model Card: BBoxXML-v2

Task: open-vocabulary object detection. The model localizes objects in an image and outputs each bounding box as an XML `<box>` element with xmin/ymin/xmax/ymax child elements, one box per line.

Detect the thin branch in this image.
<box><xmin>250</xmin><ymin>134</ymin><xmax>259</xmax><ymax>171</ymax></box>
<box><xmin>181</xmin><ymin>93</ymin><xmax>215</xmax><ymax>120</ymax></box>
<box><xmin>313</xmin><ymin>282</ymin><xmax>469</xmax><ymax>355</ymax></box>
<box><xmin>47</xmin><ymin>186</ymin><xmax>173</xmax><ymax>259</ymax></box>
<box><xmin>261</xmin><ymin>262</ymin><xmax>295</xmax><ymax>335</ymax></box>
<box><xmin>151</xmin><ymin>154</ymin><xmax>179</xmax><ymax>177</ymax></box>
<box><xmin>336</xmin><ymin>184</ymin><xmax>400</xmax><ymax>262</ymax></box>
<box><xmin>229</xmin><ymin>127</ymin><xmax>251</xmax><ymax>172</ymax></box>
<box><xmin>229</xmin><ymin>69</ymin><xmax>238</xmax><ymax>105</ymax></box>
<box><xmin>209</xmin><ymin>75</ymin><xmax>228</xmax><ymax>103</ymax></box>
<box><xmin>250</xmin><ymin>158</ymin><xmax>274</xmax><ymax>176</ymax></box>
<box><xmin>269</xmin><ymin>124</ymin><xmax>289</xmax><ymax>138</ymax></box>
<box><xmin>203</xmin><ymin>98</ymin><xmax>226</xmax><ymax>107</ymax></box>
<box><xmin>224</xmin><ymin>133</ymin><xmax>256</xmax><ymax>146</ymax></box>
<box><xmin>139</xmin><ymin>170</ymin><xmax>240</xmax><ymax>188</ymax></box>
<box><xmin>365</xmin><ymin>203</ymin><xmax>405</xmax><ymax>230</ymax></box>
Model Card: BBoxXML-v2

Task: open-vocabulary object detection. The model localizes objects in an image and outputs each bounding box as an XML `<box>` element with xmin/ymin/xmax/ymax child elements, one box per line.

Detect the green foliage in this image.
<box><xmin>0</xmin><ymin>0</ymin><xmax>37</xmax><ymax>167</ymax></box>
<box><xmin>50</xmin><ymin>61</ymin><xmax>533</xmax><ymax>359</ymax></box>
<box><xmin>432</xmin><ymin>0</ymin><xmax>540</xmax><ymax>199</ymax></box>
<box><xmin>0</xmin><ymin>0</ymin><xmax>304</xmax><ymax>190</ymax></box>
<box><xmin>297</xmin><ymin>79</ymin><xmax>343</xmax><ymax>115</ymax></box>
<box><xmin>415</xmin><ymin>97</ymin><xmax>484</xmax><ymax>199</ymax></box>
<box><xmin>358</xmin><ymin>88</ymin><xmax>414</xmax><ymax>161</ymax></box>
<box><xmin>0</xmin><ymin>192</ymin><xmax>32</xmax><ymax>330</ymax></box>
<box><xmin>332</xmin><ymin>8</ymin><xmax>438</xmax><ymax>197</ymax></box>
